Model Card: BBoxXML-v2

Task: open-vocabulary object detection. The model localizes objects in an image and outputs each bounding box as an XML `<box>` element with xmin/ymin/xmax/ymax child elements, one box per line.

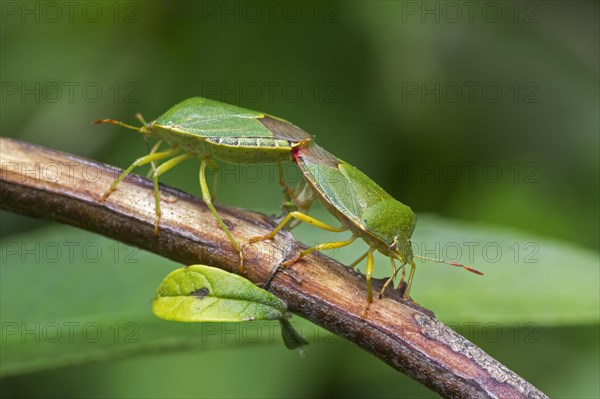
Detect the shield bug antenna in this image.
<box><xmin>94</xmin><ymin>114</ymin><xmax>161</xmax><ymax>174</ymax></box>
<box><xmin>93</xmin><ymin>116</ymin><xmax>156</xmax><ymax>137</ymax></box>
<box><xmin>93</xmin><ymin>119</ymin><xmax>139</xmax><ymax>131</ymax></box>
<box><xmin>386</xmin><ymin>237</ymin><xmax>483</xmax><ymax>297</ymax></box>
<box><xmin>413</xmin><ymin>254</ymin><xmax>484</xmax><ymax>276</ymax></box>
<box><xmin>381</xmin><ymin>253</ymin><xmax>483</xmax><ymax>301</ymax></box>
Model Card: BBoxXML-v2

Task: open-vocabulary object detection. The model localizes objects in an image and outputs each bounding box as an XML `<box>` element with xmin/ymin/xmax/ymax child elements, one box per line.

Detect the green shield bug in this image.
<box><xmin>250</xmin><ymin>143</ymin><xmax>482</xmax><ymax>313</ymax></box>
<box><xmin>95</xmin><ymin>97</ymin><xmax>312</xmax><ymax>272</ymax></box>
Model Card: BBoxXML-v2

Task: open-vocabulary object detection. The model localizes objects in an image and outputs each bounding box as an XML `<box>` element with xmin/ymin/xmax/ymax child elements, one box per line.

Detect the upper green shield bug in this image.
<box><xmin>94</xmin><ymin>97</ymin><xmax>312</xmax><ymax>272</ymax></box>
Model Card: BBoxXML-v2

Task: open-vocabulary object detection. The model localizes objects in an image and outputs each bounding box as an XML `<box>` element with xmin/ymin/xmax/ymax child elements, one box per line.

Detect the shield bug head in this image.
<box><xmin>360</xmin><ymin>198</ymin><xmax>416</xmax><ymax>263</ymax></box>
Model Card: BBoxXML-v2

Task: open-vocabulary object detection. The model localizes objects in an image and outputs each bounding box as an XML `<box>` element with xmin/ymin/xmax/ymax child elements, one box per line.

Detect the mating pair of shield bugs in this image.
<box><xmin>95</xmin><ymin>97</ymin><xmax>481</xmax><ymax>311</ymax></box>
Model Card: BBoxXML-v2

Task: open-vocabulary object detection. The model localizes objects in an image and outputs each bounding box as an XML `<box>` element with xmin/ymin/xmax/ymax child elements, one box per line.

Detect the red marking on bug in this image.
<box><xmin>292</xmin><ymin>146</ymin><xmax>301</xmax><ymax>163</ymax></box>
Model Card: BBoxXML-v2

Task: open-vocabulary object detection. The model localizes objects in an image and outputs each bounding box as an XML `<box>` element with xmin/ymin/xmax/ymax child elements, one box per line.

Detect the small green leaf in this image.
<box><xmin>152</xmin><ymin>265</ymin><xmax>287</xmax><ymax>322</ymax></box>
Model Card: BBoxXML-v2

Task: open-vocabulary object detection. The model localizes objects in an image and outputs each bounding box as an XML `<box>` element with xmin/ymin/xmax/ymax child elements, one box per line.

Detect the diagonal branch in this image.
<box><xmin>0</xmin><ymin>137</ymin><xmax>547</xmax><ymax>399</ymax></box>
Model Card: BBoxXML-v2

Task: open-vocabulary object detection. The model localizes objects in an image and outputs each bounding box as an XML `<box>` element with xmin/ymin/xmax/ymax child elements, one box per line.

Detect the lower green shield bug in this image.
<box><xmin>95</xmin><ymin>97</ymin><xmax>312</xmax><ymax>272</ymax></box>
<box><xmin>250</xmin><ymin>143</ymin><xmax>482</xmax><ymax>313</ymax></box>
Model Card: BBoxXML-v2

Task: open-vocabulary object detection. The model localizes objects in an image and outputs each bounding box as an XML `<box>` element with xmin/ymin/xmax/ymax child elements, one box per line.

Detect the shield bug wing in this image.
<box><xmin>294</xmin><ymin>143</ymin><xmax>363</xmax><ymax>227</ymax></box>
<box><xmin>153</xmin><ymin>97</ymin><xmax>311</xmax><ymax>143</ymax></box>
<box><xmin>153</xmin><ymin>97</ymin><xmax>271</xmax><ymax>138</ymax></box>
<box><xmin>258</xmin><ymin>115</ymin><xmax>312</xmax><ymax>143</ymax></box>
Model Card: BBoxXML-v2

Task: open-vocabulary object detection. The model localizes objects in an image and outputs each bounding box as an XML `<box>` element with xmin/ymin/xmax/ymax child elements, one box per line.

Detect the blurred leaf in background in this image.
<box><xmin>1</xmin><ymin>1</ymin><xmax>598</xmax><ymax>398</ymax></box>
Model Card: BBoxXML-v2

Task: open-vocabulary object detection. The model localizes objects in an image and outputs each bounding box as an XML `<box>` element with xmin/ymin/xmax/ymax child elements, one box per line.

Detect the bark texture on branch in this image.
<box><xmin>0</xmin><ymin>137</ymin><xmax>547</xmax><ymax>399</ymax></box>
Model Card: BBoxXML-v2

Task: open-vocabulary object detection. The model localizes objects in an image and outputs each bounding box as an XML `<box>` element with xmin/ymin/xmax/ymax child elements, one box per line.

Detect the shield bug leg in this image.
<box><xmin>277</xmin><ymin>162</ymin><xmax>296</xmax><ymax>217</ymax></box>
<box><xmin>250</xmin><ymin>210</ymin><xmax>354</xmax><ymax>272</ymax></box>
<box><xmin>403</xmin><ymin>261</ymin><xmax>417</xmax><ymax>299</ymax></box>
<box><xmin>277</xmin><ymin>165</ymin><xmax>316</xmax><ymax>230</ymax></box>
<box><xmin>205</xmin><ymin>160</ymin><xmax>219</xmax><ymax>202</ymax></box>
<box><xmin>280</xmin><ymin>188</ymin><xmax>317</xmax><ymax>230</ymax></box>
<box><xmin>99</xmin><ymin>147</ymin><xmax>181</xmax><ymax>203</ymax></box>
<box><xmin>360</xmin><ymin>248</ymin><xmax>376</xmax><ymax>317</ymax></box>
<box><xmin>281</xmin><ymin>235</ymin><xmax>356</xmax><ymax>267</ymax></box>
<box><xmin>295</xmin><ymin>235</ymin><xmax>356</xmax><ymax>261</ymax></box>
<box><xmin>277</xmin><ymin>163</ymin><xmax>315</xmax><ymax>210</ymax></box>
<box><xmin>151</xmin><ymin>153</ymin><xmax>195</xmax><ymax>235</ymax></box>
<box><xmin>199</xmin><ymin>158</ymin><xmax>244</xmax><ymax>273</ymax></box>
<box><xmin>379</xmin><ymin>256</ymin><xmax>402</xmax><ymax>299</ymax></box>
<box><xmin>398</xmin><ymin>264</ymin><xmax>406</xmax><ymax>286</ymax></box>
<box><xmin>286</xmin><ymin>181</ymin><xmax>317</xmax><ymax>212</ymax></box>
<box><xmin>136</xmin><ymin>112</ymin><xmax>156</xmax><ymax>175</ymax></box>
<box><xmin>249</xmin><ymin>210</ymin><xmax>346</xmax><ymax>245</ymax></box>
<box><xmin>144</xmin><ymin>139</ymin><xmax>163</xmax><ymax>179</ymax></box>
<box><xmin>349</xmin><ymin>249</ymin><xmax>369</xmax><ymax>269</ymax></box>
<box><xmin>277</xmin><ymin>161</ymin><xmax>287</xmax><ymax>191</ymax></box>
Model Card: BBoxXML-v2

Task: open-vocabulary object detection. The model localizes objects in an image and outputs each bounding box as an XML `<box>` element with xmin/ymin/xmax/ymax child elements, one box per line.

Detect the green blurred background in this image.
<box><xmin>1</xmin><ymin>1</ymin><xmax>598</xmax><ymax>398</ymax></box>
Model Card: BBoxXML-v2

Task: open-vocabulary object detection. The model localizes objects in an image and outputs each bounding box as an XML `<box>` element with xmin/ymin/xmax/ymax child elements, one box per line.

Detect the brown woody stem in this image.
<box><xmin>0</xmin><ymin>137</ymin><xmax>547</xmax><ymax>399</ymax></box>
